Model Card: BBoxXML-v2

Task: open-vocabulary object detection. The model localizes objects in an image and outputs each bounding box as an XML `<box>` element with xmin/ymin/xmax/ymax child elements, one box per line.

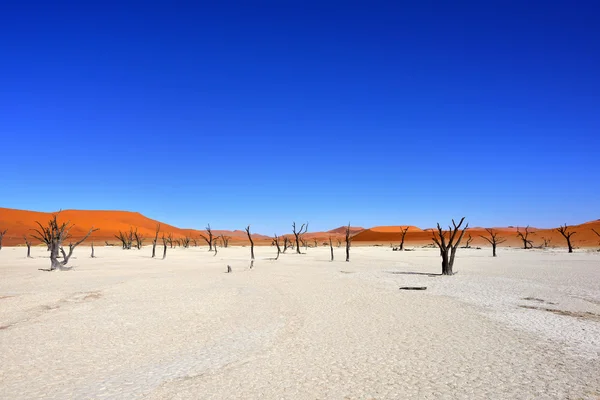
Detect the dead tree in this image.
<box><xmin>463</xmin><ymin>234</ymin><xmax>473</xmax><ymax>248</ymax></box>
<box><xmin>182</xmin><ymin>236</ymin><xmax>191</xmax><ymax>248</ymax></box>
<box><xmin>556</xmin><ymin>224</ymin><xmax>576</xmax><ymax>253</ymax></box>
<box><xmin>114</xmin><ymin>230</ymin><xmax>132</xmax><ymax>249</ymax></box>
<box><xmin>40</xmin><ymin>214</ymin><xmax>98</xmax><ymax>271</ymax></box>
<box><xmin>313</xmin><ymin>238</ymin><xmax>318</xmax><ymax>248</ymax></box>
<box><xmin>337</xmin><ymin>238</ymin><xmax>341</xmax><ymax>248</ymax></box>
<box><xmin>541</xmin><ymin>237</ymin><xmax>552</xmax><ymax>248</ymax></box>
<box><xmin>0</xmin><ymin>229</ymin><xmax>7</xmax><ymax>250</ymax></box>
<box><xmin>273</xmin><ymin>234</ymin><xmax>282</xmax><ymax>260</ymax></box>
<box><xmin>151</xmin><ymin>224</ymin><xmax>161</xmax><ymax>258</ymax></box>
<box><xmin>161</xmin><ymin>234</ymin><xmax>168</xmax><ymax>259</ymax></box>
<box><xmin>91</xmin><ymin>241</ymin><xmax>95</xmax><ymax>258</ymax></box>
<box><xmin>292</xmin><ymin>222</ymin><xmax>308</xmax><ymax>254</ymax></box>
<box><xmin>214</xmin><ymin>242</ymin><xmax>218</xmax><ymax>256</ymax></box>
<box><xmin>192</xmin><ymin>238</ymin><xmax>198</xmax><ymax>247</ymax></box>
<box><xmin>431</xmin><ymin>217</ymin><xmax>469</xmax><ymax>275</ymax></box>
<box><xmin>200</xmin><ymin>224</ymin><xmax>214</xmax><ymax>251</ymax></box>
<box><xmin>282</xmin><ymin>236</ymin><xmax>291</xmax><ymax>253</ymax></box>
<box><xmin>220</xmin><ymin>234</ymin><xmax>230</xmax><ymax>248</ymax></box>
<box><xmin>167</xmin><ymin>233</ymin><xmax>173</xmax><ymax>248</ymax></box>
<box><xmin>24</xmin><ymin>236</ymin><xmax>32</xmax><ymax>258</ymax></box>
<box><xmin>399</xmin><ymin>227</ymin><xmax>409</xmax><ymax>250</ymax></box>
<box><xmin>133</xmin><ymin>228</ymin><xmax>144</xmax><ymax>250</ymax></box>
<box><xmin>32</xmin><ymin>223</ymin><xmax>52</xmax><ymax>250</ymax></box>
<box><xmin>592</xmin><ymin>229</ymin><xmax>600</xmax><ymax>248</ymax></box>
<box><xmin>345</xmin><ymin>223</ymin><xmax>352</xmax><ymax>262</ymax></box>
<box><xmin>516</xmin><ymin>226</ymin><xmax>535</xmax><ymax>249</ymax></box>
<box><xmin>329</xmin><ymin>236</ymin><xmax>334</xmax><ymax>261</ymax></box>
<box><xmin>479</xmin><ymin>228</ymin><xmax>506</xmax><ymax>257</ymax></box>
<box><xmin>245</xmin><ymin>225</ymin><xmax>255</xmax><ymax>260</ymax></box>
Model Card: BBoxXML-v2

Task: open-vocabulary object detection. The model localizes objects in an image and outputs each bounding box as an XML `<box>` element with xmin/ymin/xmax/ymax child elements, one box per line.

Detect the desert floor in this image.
<box><xmin>1</xmin><ymin>245</ymin><xmax>599</xmax><ymax>399</ymax></box>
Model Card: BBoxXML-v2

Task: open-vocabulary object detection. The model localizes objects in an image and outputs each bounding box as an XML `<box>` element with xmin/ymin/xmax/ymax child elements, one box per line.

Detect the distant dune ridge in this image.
<box><xmin>0</xmin><ymin>207</ymin><xmax>599</xmax><ymax>248</ymax></box>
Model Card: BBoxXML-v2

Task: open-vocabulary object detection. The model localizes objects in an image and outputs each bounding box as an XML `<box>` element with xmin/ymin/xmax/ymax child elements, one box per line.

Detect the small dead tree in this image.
<box><xmin>556</xmin><ymin>224</ymin><xmax>576</xmax><ymax>253</ymax></box>
<box><xmin>32</xmin><ymin>223</ymin><xmax>52</xmax><ymax>250</ymax></box>
<box><xmin>192</xmin><ymin>238</ymin><xmax>198</xmax><ymax>247</ymax></box>
<box><xmin>151</xmin><ymin>224</ymin><xmax>161</xmax><ymax>258</ymax></box>
<box><xmin>182</xmin><ymin>236</ymin><xmax>191</xmax><ymax>249</ymax></box>
<box><xmin>337</xmin><ymin>238</ymin><xmax>341</xmax><ymax>248</ymax></box>
<box><xmin>91</xmin><ymin>241</ymin><xmax>95</xmax><ymax>258</ymax></box>
<box><xmin>167</xmin><ymin>233</ymin><xmax>173</xmax><ymax>248</ymax></box>
<box><xmin>516</xmin><ymin>226</ymin><xmax>535</xmax><ymax>249</ymax></box>
<box><xmin>161</xmin><ymin>234</ymin><xmax>168</xmax><ymax>259</ymax></box>
<box><xmin>329</xmin><ymin>236</ymin><xmax>334</xmax><ymax>261</ymax></box>
<box><xmin>273</xmin><ymin>234</ymin><xmax>282</xmax><ymax>260</ymax></box>
<box><xmin>592</xmin><ymin>229</ymin><xmax>600</xmax><ymax>248</ymax></box>
<box><xmin>345</xmin><ymin>223</ymin><xmax>352</xmax><ymax>262</ymax></box>
<box><xmin>0</xmin><ymin>229</ymin><xmax>7</xmax><ymax>250</ymax></box>
<box><xmin>245</xmin><ymin>225</ymin><xmax>255</xmax><ymax>260</ymax></box>
<box><xmin>42</xmin><ymin>214</ymin><xmax>98</xmax><ymax>271</ymax></box>
<box><xmin>114</xmin><ymin>230</ymin><xmax>132</xmax><ymax>249</ymax></box>
<box><xmin>541</xmin><ymin>237</ymin><xmax>552</xmax><ymax>248</ymax></box>
<box><xmin>214</xmin><ymin>242</ymin><xmax>218</xmax><ymax>256</ymax></box>
<box><xmin>399</xmin><ymin>227</ymin><xmax>409</xmax><ymax>250</ymax></box>
<box><xmin>200</xmin><ymin>224</ymin><xmax>214</xmax><ymax>251</ymax></box>
<box><xmin>313</xmin><ymin>238</ymin><xmax>318</xmax><ymax>248</ymax></box>
<box><xmin>479</xmin><ymin>228</ymin><xmax>506</xmax><ymax>257</ymax></box>
<box><xmin>282</xmin><ymin>236</ymin><xmax>291</xmax><ymax>253</ymax></box>
<box><xmin>220</xmin><ymin>234</ymin><xmax>230</xmax><ymax>248</ymax></box>
<box><xmin>292</xmin><ymin>222</ymin><xmax>308</xmax><ymax>254</ymax></box>
<box><xmin>431</xmin><ymin>217</ymin><xmax>469</xmax><ymax>275</ymax></box>
<box><xmin>24</xmin><ymin>235</ymin><xmax>32</xmax><ymax>258</ymax></box>
<box><xmin>463</xmin><ymin>234</ymin><xmax>473</xmax><ymax>248</ymax></box>
<box><xmin>133</xmin><ymin>228</ymin><xmax>144</xmax><ymax>250</ymax></box>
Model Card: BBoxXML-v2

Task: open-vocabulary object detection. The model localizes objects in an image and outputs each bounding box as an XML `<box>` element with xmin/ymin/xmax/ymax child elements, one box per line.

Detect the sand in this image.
<box><xmin>1</xmin><ymin>245</ymin><xmax>599</xmax><ymax>399</ymax></box>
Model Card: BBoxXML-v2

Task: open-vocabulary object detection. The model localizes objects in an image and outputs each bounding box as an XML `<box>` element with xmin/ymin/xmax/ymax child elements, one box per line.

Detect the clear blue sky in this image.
<box><xmin>1</xmin><ymin>1</ymin><xmax>599</xmax><ymax>233</ymax></box>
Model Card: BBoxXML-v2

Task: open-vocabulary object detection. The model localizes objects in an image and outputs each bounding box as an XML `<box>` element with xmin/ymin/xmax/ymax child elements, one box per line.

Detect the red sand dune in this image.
<box><xmin>1</xmin><ymin>207</ymin><xmax>599</xmax><ymax>249</ymax></box>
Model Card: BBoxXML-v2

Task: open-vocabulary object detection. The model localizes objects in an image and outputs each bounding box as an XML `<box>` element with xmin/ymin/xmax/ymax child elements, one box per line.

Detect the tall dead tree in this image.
<box><xmin>516</xmin><ymin>226</ymin><xmax>535</xmax><ymax>249</ymax></box>
<box><xmin>556</xmin><ymin>224</ymin><xmax>576</xmax><ymax>253</ymax></box>
<box><xmin>479</xmin><ymin>228</ymin><xmax>506</xmax><ymax>257</ymax></box>
<box><xmin>32</xmin><ymin>223</ymin><xmax>52</xmax><ymax>250</ymax></box>
<box><xmin>431</xmin><ymin>217</ymin><xmax>469</xmax><ymax>275</ymax></box>
<box><xmin>161</xmin><ymin>234</ymin><xmax>168</xmax><ymax>259</ymax></box>
<box><xmin>292</xmin><ymin>222</ymin><xmax>308</xmax><ymax>254</ymax></box>
<box><xmin>40</xmin><ymin>214</ymin><xmax>98</xmax><ymax>271</ymax></box>
<box><xmin>115</xmin><ymin>230</ymin><xmax>132</xmax><ymax>249</ymax></box>
<box><xmin>273</xmin><ymin>234</ymin><xmax>282</xmax><ymax>260</ymax></box>
<box><xmin>245</xmin><ymin>225</ymin><xmax>255</xmax><ymax>260</ymax></box>
<box><xmin>399</xmin><ymin>227</ymin><xmax>409</xmax><ymax>250</ymax></box>
<box><xmin>151</xmin><ymin>224</ymin><xmax>161</xmax><ymax>258</ymax></box>
<box><xmin>24</xmin><ymin>235</ymin><xmax>32</xmax><ymax>258</ymax></box>
<box><xmin>345</xmin><ymin>223</ymin><xmax>352</xmax><ymax>262</ymax></box>
<box><xmin>0</xmin><ymin>229</ymin><xmax>7</xmax><ymax>250</ymax></box>
<box><xmin>329</xmin><ymin>236</ymin><xmax>334</xmax><ymax>261</ymax></box>
<box><xmin>200</xmin><ymin>224</ymin><xmax>214</xmax><ymax>251</ymax></box>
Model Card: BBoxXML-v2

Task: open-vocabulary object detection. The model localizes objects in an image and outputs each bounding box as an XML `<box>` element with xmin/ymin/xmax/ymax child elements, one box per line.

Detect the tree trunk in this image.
<box><xmin>492</xmin><ymin>243</ymin><xmax>497</xmax><ymax>257</ymax></box>
<box><xmin>441</xmin><ymin>252</ymin><xmax>451</xmax><ymax>275</ymax></box>
<box><xmin>567</xmin><ymin>238</ymin><xmax>573</xmax><ymax>253</ymax></box>
<box><xmin>26</xmin><ymin>243</ymin><xmax>31</xmax><ymax>258</ymax></box>
<box><xmin>330</xmin><ymin>238</ymin><xmax>334</xmax><ymax>261</ymax></box>
<box><xmin>162</xmin><ymin>243</ymin><xmax>167</xmax><ymax>259</ymax></box>
<box><xmin>152</xmin><ymin>241</ymin><xmax>157</xmax><ymax>258</ymax></box>
<box><xmin>91</xmin><ymin>242</ymin><xmax>95</xmax><ymax>258</ymax></box>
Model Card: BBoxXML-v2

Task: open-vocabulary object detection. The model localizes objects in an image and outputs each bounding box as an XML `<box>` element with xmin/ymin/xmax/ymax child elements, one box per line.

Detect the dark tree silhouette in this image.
<box><xmin>479</xmin><ymin>228</ymin><xmax>506</xmax><ymax>257</ymax></box>
<box><xmin>431</xmin><ymin>217</ymin><xmax>469</xmax><ymax>275</ymax></box>
<box><xmin>345</xmin><ymin>223</ymin><xmax>352</xmax><ymax>262</ymax></box>
<box><xmin>399</xmin><ymin>227</ymin><xmax>409</xmax><ymax>250</ymax></box>
<box><xmin>151</xmin><ymin>224</ymin><xmax>161</xmax><ymax>258</ymax></box>
<box><xmin>292</xmin><ymin>222</ymin><xmax>308</xmax><ymax>254</ymax></box>
<box><xmin>283</xmin><ymin>236</ymin><xmax>291</xmax><ymax>253</ymax></box>
<box><xmin>40</xmin><ymin>214</ymin><xmax>98</xmax><ymax>271</ymax></box>
<box><xmin>273</xmin><ymin>234</ymin><xmax>282</xmax><ymax>260</ymax></box>
<box><xmin>337</xmin><ymin>238</ymin><xmax>341</xmax><ymax>248</ymax></box>
<box><xmin>166</xmin><ymin>233</ymin><xmax>173</xmax><ymax>248</ymax></box>
<box><xmin>200</xmin><ymin>224</ymin><xmax>214</xmax><ymax>251</ymax></box>
<box><xmin>32</xmin><ymin>223</ymin><xmax>52</xmax><ymax>250</ymax></box>
<box><xmin>133</xmin><ymin>227</ymin><xmax>144</xmax><ymax>250</ymax></box>
<box><xmin>245</xmin><ymin>225</ymin><xmax>255</xmax><ymax>260</ymax></box>
<box><xmin>329</xmin><ymin>236</ymin><xmax>334</xmax><ymax>261</ymax></box>
<box><xmin>556</xmin><ymin>224</ymin><xmax>576</xmax><ymax>253</ymax></box>
<box><xmin>541</xmin><ymin>237</ymin><xmax>552</xmax><ymax>248</ymax></box>
<box><xmin>91</xmin><ymin>241</ymin><xmax>95</xmax><ymax>258</ymax></box>
<box><xmin>220</xmin><ymin>234</ymin><xmax>230</xmax><ymax>248</ymax></box>
<box><xmin>516</xmin><ymin>226</ymin><xmax>535</xmax><ymax>249</ymax></box>
<box><xmin>114</xmin><ymin>229</ymin><xmax>133</xmax><ymax>249</ymax></box>
<box><xmin>24</xmin><ymin>235</ymin><xmax>32</xmax><ymax>258</ymax></box>
<box><xmin>0</xmin><ymin>229</ymin><xmax>7</xmax><ymax>250</ymax></box>
<box><xmin>463</xmin><ymin>234</ymin><xmax>473</xmax><ymax>248</ymax></box>
<box><xmin>182</xmin><ymin>236</ymin><xmax>191</xmax><ymax>249</ymax></box>
<box><xmin>161</xmin><ymin>234</ymin><xmax>168</xmax><ymax>259</ymax></box>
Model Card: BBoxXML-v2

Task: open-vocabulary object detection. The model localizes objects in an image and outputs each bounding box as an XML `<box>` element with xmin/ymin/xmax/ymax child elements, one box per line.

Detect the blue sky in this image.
<box><xmin>1</xmin><ymin>1</ymin><xmax>599</xmax><ymax>233</ymax></box>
